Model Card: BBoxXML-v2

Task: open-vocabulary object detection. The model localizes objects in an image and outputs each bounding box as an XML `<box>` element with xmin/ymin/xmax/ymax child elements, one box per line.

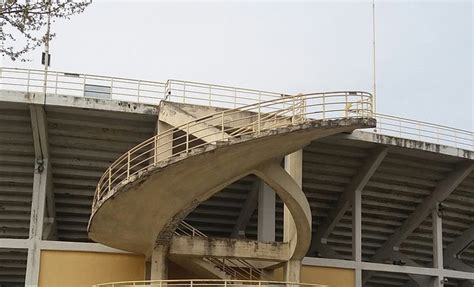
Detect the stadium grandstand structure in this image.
<box><xmin>0</xmin><ymin>67</ymin><xmax>472</xmax><ymax>287</ymax></box>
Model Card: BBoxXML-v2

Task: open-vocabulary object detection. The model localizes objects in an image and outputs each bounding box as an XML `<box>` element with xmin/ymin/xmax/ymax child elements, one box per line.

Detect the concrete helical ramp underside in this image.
<box><xmin>88</xmin><ymin>117</ymin><xmax>375</xmax><ymax>259</ymax></box>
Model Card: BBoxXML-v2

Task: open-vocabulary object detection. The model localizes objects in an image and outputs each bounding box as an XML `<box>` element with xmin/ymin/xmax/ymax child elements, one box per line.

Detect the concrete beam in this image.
<box><xmin>0</xmin><ymin>90</ymin><xmax>158</xmax><ymax>115</ymax></box>
<box><xmin>230</xmin><ymin>181</ymin><xmax>258</xmax><ymax>238</ymax></box>
<box><xmin>0</xmin><ymin>238</ymin><xmax>30</xmax><ymax>249</ymax></box>
<box><xmin>302</xmin><ymin>257</ymin><xmax>474</xmax><ymax>280</ymax></box>
<box><xmin>169</xmin><ymin>235</ymin><xmax>289</xmax><ymax>262</ymax></box>
<box><xmin>338</xmin><ymin>130</ymin><xmax>473</xmax><ymax>159</ymax></box>
<box><xmin>311</xmin><ymin>147</ymin><xmax>387</xmax><ymax>255</ymax></box>
<box><xmin>371</xmin><ymin>161</ymin><xmax>474</xmax><ymax>262</ymax></box>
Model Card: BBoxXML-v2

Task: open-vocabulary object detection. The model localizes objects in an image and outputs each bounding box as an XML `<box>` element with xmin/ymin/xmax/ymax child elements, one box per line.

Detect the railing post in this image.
<box><xmin>209</xmin><ymin>85</ymin><xmax>212</xmax><ymax>106</ymax></box>
<box><xmin>110</xmin><ymin>78</ymin><xmax>114</xmax><ymax>101</ymax></box>
<box><xmin>54</xmin><ymin>72</ymin><xmax>58</xmax><ymax>95</ymax></box>
<box><xmin>234</xmin><ymin>89</ymin><xmax>237</xmax><ymax>108</ymax></box>
<box><xmin>137</xmin><ymin>80</ymin><xmax>141</xmax><ymax>102</ymax></box>
<box><xmin>154</xmin><ymin>136</ymin><xmax>158</xmax><ymax>165</ymax></box>
<box><xmin>108</xmin><ymin>168</ymin><xmax>111</xmax><ymax>193</ymax></box>
<box><xmin>257</xmin><ymin>103</ymin><xmax>261</xmax><ymax>133</ymax></box>
<box><xmin>27</xmin><ymin>70</ymin><xmax>31</xmax><ymax>93</ymax></box>
<box><xmin>345</xmin><ymin>93</ymin><xmax>348</xmax><ymax>117</ymax></box>
<box><xmin>186</xmin><ymin>123</ymin><xmax>190</xmax><ymax>154</ymax></box>
<box><xmin>82</xmin><ymin>74</ymin><xmax>87</xmax><ymax>97</ymax></box>
<box><xmin>322</xmin><ymin>94</ymin><xmax>326</xmax><ymax>119</ymax></box>
<box><xmin>183</xmin><ymin>81</ymin><xmax>186</xmax><ymax>104</ymax></box>
<box><xmin>127</xmin><ymin>151</ymin><xmax>130</xmax><ymax>178</ymax></box>
<box><xmin>221</xmin><ymin>112</ymin><xmax>225</xmax><ymax>140</ymax></box>
<box><xmin>292</xmin><ymin>96</ymin><xmax>295</xmax><ymax>124</ymax></box>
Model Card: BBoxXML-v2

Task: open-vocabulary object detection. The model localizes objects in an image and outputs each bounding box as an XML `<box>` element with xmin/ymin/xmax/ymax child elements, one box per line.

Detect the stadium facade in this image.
<box><xmin>0</xmin><ymin>67</ymin><xmax>473</xmax><ymax>287</ymax></box>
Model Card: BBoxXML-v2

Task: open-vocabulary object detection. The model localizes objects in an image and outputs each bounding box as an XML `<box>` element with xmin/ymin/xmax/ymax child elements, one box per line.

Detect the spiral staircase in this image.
<box><xmin>87</xmin><ymin>91</ymin><xmax>375</xmax><ymax>280</ymax></box>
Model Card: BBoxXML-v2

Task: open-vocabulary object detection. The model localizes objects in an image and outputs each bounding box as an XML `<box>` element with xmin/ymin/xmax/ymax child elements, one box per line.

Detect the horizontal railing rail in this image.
<box><xmin>0</xmin><ymin>67</ymin><xmax>167</xmax><ymax>104</ymax></box>
<box><xmin>93</xmin><ymin>279</ymin><xmax>329</xmax><ymax>287</ymax></box>
<box><xmin>174</xmin><ymin>221</ymin><xmax>264</xmax><ymax>280</ymax></box>
<box><xmin>92</xmin><ymin>91</ymin><xmax>373</xmax><ymax>210</ymax></box>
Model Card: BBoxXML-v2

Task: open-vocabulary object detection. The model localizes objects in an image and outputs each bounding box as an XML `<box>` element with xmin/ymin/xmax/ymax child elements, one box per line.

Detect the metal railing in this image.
<box><xmin>175</xmin><ymin>221</ymin><xmax>264</xmax><ymax>280</ymax></box>
<box><xmin>2</xmin><ymin>67</ymin><xmax>471</xmax><ymax>150</ymax></box>
<box><xmin>92</xmin><ymin>91</ymin><xmax>373</xmax><ymax>209</ymax></box>
<box><xmin>93</xmin><ymin>279</ymin><xmax>329</xmax><ymax>287</ymax></box>
<box><xmin>164</xmin><ymin>79</ymin><xmax>288</xmax><ymax>109</ymax></box>
<box><xmin>0</xmin><ymin>67</ymin><xmax>166</xmax><ymax>104</ymax></box>
<box><xmin>370</xmin><ymin>113</ymin><xmax>473</xmax><ymax>150</ymax></box>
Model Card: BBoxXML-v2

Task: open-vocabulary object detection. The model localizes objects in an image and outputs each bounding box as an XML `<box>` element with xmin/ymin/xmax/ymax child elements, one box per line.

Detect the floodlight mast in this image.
<box><xmin>372</xmin><ymin>0</ymin><xmax>377</xmax><ymax>114</ymax></box>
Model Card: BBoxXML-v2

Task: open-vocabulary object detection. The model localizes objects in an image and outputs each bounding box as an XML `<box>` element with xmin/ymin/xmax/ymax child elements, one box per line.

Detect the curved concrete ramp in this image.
<box><xmin>89</xmin><ymin>117</ymin><xmax>375</xmax><ymax>257</ymax></box>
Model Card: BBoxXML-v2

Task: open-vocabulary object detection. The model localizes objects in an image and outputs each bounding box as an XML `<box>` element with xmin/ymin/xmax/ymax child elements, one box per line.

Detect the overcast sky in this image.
<box><xmin>2</xmin><ymin>0</ymin><xmax>473</xmax><ymax>131</ymax></box>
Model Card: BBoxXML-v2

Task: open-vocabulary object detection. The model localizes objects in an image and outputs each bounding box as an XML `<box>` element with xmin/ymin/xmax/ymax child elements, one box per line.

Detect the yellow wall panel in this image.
<box><xmin>273</xmin><ymin>265</ymin><xmax>355</xmax><ymax>287</ymax></box>
<box><xmin>38</xmin><ymin>250</ymin><xmax>145</xmax><ymax>287</ymax></box>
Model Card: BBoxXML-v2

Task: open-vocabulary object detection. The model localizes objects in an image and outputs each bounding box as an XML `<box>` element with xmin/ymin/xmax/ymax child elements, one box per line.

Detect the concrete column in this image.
<box><xmin>25</xmin><ymin>160</ymin><xmax>50</xmax><ymax>285</ymax></box>
<box><xmin>150</xmin><ymin>245</ymin><xmax>168</xmax><ymax>280</ymax></box>
<box><xmin>432</xmin><ymin>206</ymin><xmax>443</xmax><ymax>287</ymax></box>
<box><xmin>156</xmin><ymin>121</ymin><xmax>174</xmax><ymax>162</ymax></box>
<box><xmin>353</xmin><ymin>174</ymin><xmax>362</xmax><ymax>287</ymax></box>
<box><xmin>258</xmin><ymin>181</ymin><xmax>275</xmax><ymax>242</ymax></box>
<box><xmin>284</xmin><ymin>150</ymin><xmax>303</xmax><ymax>282</ymax></box>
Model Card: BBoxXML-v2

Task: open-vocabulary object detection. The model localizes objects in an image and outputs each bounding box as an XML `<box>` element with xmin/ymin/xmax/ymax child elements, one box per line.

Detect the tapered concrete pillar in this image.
<box><xmin>284</xmin><ymin>150</ymin><xmax>303</xmax><ymax>282</ymax></box>
<box><xmin>156</xmin><ymin>121</ymin><xmax>173</xmax><ymax>162</ymax></box>
<box><xmin>258</xmin><ymin>181</ymin><xmax>276</xmax><ymax>242</ymax></box>
<box><xmin>150</xmin><ymin>245</ymin><xmax>168</xmax><ymax>280</ymax></box>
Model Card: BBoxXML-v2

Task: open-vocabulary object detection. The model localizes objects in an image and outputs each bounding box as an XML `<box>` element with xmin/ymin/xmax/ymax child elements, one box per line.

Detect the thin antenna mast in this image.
<box><xmin>372</xmin><ymin>0</ymin><xmax>377</xmax><ymax>114</ymax></box>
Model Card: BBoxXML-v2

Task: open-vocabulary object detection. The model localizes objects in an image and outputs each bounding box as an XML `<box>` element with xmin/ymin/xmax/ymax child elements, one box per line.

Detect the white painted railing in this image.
<box><xmin>92</xmin><ymin>91</ymin><xmax>373</xmax><ymax>209</ymax></box>
<box><xmin>0</xmin><ymin>67</ymin><xmax>166</xmax><ymax>104</ymax></box>
<box><xmin>371</xmin><ymin>114</ymin><xmax>473</xmax><ymax>150</ymax></box>
<box><xmin>93</xmin><ymin>279</ymin><xmax>328</xmax><ymax>287</ymax></box>
<box><xmin>164</xmin><ymin>79</ymin><xmax>288</xmax><ymax>109</ymax></box>
<box><xmin>1</xmin><ymin>67</ymin><xmax>472</xmax><ymax>150</ymax></box>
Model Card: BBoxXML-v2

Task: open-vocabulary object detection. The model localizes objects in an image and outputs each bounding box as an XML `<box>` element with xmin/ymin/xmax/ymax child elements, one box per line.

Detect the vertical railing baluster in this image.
<box><xmin>137</xmin><ymin>80</ymin><xmax>141</xmax><ymax>103</ymax></box>
<box><xmin>27</xmin><ymin>70</ymin><xmax>31</xmax><ymax>93</ymax></box>
<box><xmin>110</xmin><ymin>78</ymin><xmax>114</xmax><ymax>101</ymax></box>
<box><xmin>108</xmin><ymin>168</ymin><xmax>111</xmax><ymax>193</ymax></box>
<box><xmin>54</xmin><ymin>72</ymin><xmax>58</xmax><ymax>95</ymax></box>
<box><xmin>234</xmin><ymin>89</ymin><xmax>237</xmax><ymax>108</ymax></box>
<box><xmin>257</xmin><ymin>103</ymin><xmax>261</xmax><ymax>133</ymax></box>
<box><xmin>221</xmin><ymin>112</ymin><xmax>225</xmax><ymax>140</ymax></box>
<box><xmin>186</xmin><ymin>123</ymin><xmax>190</xmax><ymax>154</ymax></box>
<box><xmin>154</xmin><ymin>136</ymin><xmax>158</xmax><ymax>165</ymax></box>
<box><xmin>322</xmin><ymin>94</ymin><xmax>326</xmax><ymax>119</ymax></box>
<box><xmin>183</xmin><ymin>82</ymin><xmax>186</xmax><ymax>104</ymax></box>
<box><xmin>209</xmin><ymin>85</ymin><xmax>212</xmax><ymax>106</ymax></box>
<box><xmin>127</xmin><ymin>151</ymin><xmax>130</xmax><ymax>178</ymax></box>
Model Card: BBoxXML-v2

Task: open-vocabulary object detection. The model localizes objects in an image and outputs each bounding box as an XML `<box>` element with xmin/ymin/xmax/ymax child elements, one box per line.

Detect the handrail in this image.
<box><xmin>92</xmin><ymin>91</ymin><xmax>373</xmax><ymax>210</ymax></box>
<box><xmin>174</xmin><ymin>221</ymin><xmax>264</xmax><ymax>279</ymax></box>
<box><xmin>1</xmin><ymin>67</ymin><xmax>471</xmax><ymax>150</ymax></box>
<box><xmin>93</xmin><ymin>279</ymin><xmax>329</xmax><ymax>287</ymax></box>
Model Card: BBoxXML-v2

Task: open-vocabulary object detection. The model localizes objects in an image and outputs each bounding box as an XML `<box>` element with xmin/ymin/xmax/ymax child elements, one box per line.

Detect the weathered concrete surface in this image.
<box><xmin>159</xmin><ymin>101</ymin><xmax>230</xmax><ymax>143</ymax></box>
<box><xmin>160</xmin><ymin>101</ymin><xmax>292</xmax><ymax>138</ymax></box>
<box><xmin>254</xmin><ymin>160</ymin><xmax>311</xmax><ymax>261</ymax></box>
<box><xmin>0</xmin><ymin>90</ymin><xmax>158</xmax><ymax>115</ymax></box>
<box><xmin>342</xmin><ymin>130</ymin><xmax>473</xmax><ymax>158</ymax></box>
<box><xmin>169</xmin><ymin>235</ymin><xmax>289</xmax><ymax>262</ymax></box>
<box><xmin>88</xmin><ymin>117</ymin><xmax>375</xmax><ymax>258</ymax></box>
<box><xmin>169</xmin><ymin>255</ymin><xmax>231</xmax><ymax>279</ymax></box>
